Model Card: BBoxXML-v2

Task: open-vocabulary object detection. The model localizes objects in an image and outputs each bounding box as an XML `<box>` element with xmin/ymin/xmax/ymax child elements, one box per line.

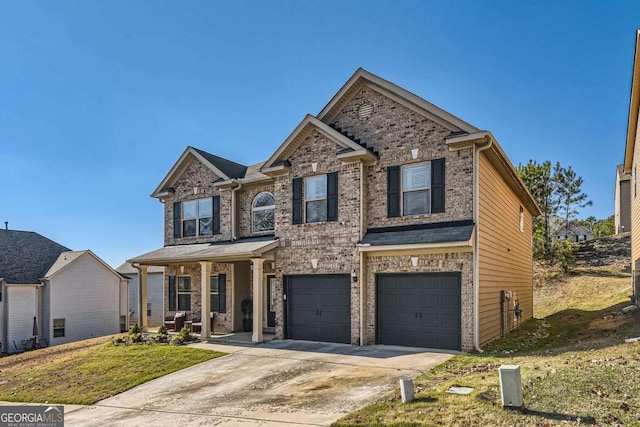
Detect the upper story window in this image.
<box><xmin>387</xmin><ymin>159</ymin><xmax>445</xmax><ymax>218</ymax></box>
<box><xmin>252</xmin><ymin>192</ymin><xmax>275</xmax><ymax>233</ymax></box>
<box><xmin>402</xmin><ymin>163</ymin><xmax>431</xmax><ymax>215</ymax></box>
<box><xmin>305</xmin><ymin>175</ymin><xmax>327</xmax><ymax>223</ymax></box>
<box><xmin>173</xmin><ymin>196</ymin><xmax>220</xmax><ymax>239</ymax></box>
<box><xmin>183</xmin><ymin>198</ymin><xmax>212</xmax><ymax>237</ymax></box>
<box><xmin>292</xmin><ymin>172</ymin><xmax>338</xmax><ymax>225</ymax></box>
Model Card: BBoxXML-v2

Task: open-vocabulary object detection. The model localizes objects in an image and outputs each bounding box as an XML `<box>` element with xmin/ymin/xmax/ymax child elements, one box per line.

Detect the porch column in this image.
<box><xmin>138</xmin><ymin>265</ymin><xmax>148</xmax><ymax>332</ymax></box>
<box><xmin>200</xmin><ymin>261</ymin><xmax>212</xmax><ymax>338</ymax></box>
<box><xmin>251</xmin><ymin>258</ymin><xmax>265</xmax><ymax>343</ymax></box>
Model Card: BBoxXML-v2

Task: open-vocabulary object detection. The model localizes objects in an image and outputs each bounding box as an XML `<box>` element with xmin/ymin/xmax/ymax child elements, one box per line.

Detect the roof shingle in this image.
<box><xmin>0</xmin><ymin>230</ymin><xmax>71</xmax><ymax>284</ymax></box>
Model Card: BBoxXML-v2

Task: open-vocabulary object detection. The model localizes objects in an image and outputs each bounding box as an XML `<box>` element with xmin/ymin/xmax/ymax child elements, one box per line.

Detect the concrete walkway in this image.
<box><xmin>64</xmin><ymin>340</ymin><xmax>455</xmax><ymax>426</ymax></box>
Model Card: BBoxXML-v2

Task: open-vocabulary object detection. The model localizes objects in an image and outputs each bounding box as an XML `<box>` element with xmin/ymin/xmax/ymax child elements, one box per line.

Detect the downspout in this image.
<box><xmin>473</xmin><ymin>135</ymin><xmax>493</xmax><ymax>352</ymax></box>
<box><xmin>131</xmin><ymin>262</ymin><xmax>143</xmax><ymax>328</ymax></box>
<box><xmin>231</xmin><ymin>180</ymin><xmax>243</xmax><ymax>241</ymax></box>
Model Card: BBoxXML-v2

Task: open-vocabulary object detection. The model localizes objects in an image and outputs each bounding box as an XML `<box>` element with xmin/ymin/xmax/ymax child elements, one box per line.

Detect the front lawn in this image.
<box><xmin>335</xmin><ymin>264</ymin><xmax>640</xmax><ymax>426</ymax></box>
<box><xmin>0</xmin><ymin>341</ymin><xmax>224</xmax><ymax>405</ymax></box>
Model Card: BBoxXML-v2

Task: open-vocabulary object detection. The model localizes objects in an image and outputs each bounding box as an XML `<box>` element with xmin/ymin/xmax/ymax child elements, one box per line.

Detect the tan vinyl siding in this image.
<box><xmin>478</xmin><ymin>151</ymin><xmax>534</xmax><ymax>346</ymax></box>
<box><xmin>631</xmin><ymin>118</ymin><xmax>640</xmax><ymax>285</ymax></box>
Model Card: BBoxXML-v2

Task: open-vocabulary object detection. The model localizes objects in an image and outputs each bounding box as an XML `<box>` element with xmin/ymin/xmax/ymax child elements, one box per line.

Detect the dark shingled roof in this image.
<box><xmin>191</xmin><ymin>147</ymin><xmax>248</xmax><ymax>179</ymax></box>
<box><xmin>0</xmin><ymin>230</ymin><xmax>71</xmax><ymax>284</ymax></box>
<box><xmin>361</xmin><ymin>220</ymin><xmax>474</xmax><ymax>246</ymax></box>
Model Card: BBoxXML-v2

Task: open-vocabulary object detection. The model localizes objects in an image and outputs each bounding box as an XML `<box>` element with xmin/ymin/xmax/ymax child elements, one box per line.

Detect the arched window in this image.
<box><xmin>252</xmin><ymin>192</ymin><xmax>275</xmax><ymax>233</ymax></box>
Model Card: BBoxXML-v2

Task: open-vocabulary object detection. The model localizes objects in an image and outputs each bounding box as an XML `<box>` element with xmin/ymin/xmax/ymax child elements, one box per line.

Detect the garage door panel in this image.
<box><xmin>377</xmin><ymin>273</ymin><xmax>461</xmax><ymax>350</ymax></box>
<box><xmin>285</xmin><ymin>275</ymin><xmax>351</xmax><ymax>344</ymax></box>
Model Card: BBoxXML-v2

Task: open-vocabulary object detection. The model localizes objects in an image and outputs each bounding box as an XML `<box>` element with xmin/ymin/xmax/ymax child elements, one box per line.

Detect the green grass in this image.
<box><xmin>0</xmin><ymin>342</ymin><xmax>224</xmax><ymax>405</ymax></box>
<box><xmin>335</xmin><ymin>264</ymin><xmax>640</xmax><ymax>426</ymax></box>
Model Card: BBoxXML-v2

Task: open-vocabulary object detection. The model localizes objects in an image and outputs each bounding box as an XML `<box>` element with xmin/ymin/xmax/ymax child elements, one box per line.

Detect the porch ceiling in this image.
<box><xmin>127</xmin><ymin>238</ymin><xmax>279</xmax><ymax>266</ymax></box>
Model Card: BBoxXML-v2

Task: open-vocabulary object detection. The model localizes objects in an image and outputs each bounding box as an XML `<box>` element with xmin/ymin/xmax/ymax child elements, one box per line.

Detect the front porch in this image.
<box><xmin>127</xmin><ymin>237</ymin><xmax>279</xmax><ymax>343</ymax></box>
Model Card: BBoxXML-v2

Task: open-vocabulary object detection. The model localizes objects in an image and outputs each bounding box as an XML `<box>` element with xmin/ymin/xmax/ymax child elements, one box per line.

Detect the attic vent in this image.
<box><xmin>357</xmin><ymin>102</ymin><xmax>373</xmax><ymax>120</ymax></box>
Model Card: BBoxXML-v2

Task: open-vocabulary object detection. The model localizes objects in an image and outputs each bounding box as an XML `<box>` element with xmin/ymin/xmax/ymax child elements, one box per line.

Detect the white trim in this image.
<box><xmin>251</xmin><ymin>191</ymin><xmax>276</xmax><ymax>234</ymax></box>
<box><xmin>261</xmin><ymin>115</ymin><xmax>372</xmax><ymax>170</ymax></box>
<box><xmin>473</xmin><ymin>138</ymin><xmax>493</xmax><ymax>352</ymax></box>
<box><xmin>151</xmin><ymin>147</ymin><xmax>232</xmax><ymax>198</ymax></box>
<box><xmin>317</xmin><ymin>68</ymin><xmax>480</xmax><ymax>133</ymax></box>
<box><xmin>357</xmin><ymin>240</ymin><xmax>472</xmax><ymax>252</ymax></box>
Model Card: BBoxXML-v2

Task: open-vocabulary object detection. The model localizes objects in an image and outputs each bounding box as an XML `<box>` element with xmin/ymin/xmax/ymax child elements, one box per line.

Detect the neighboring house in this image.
<box><xmin>0</xmin><ymin>227</ymin><xmax>128</xmax><ymax>352</ymax></box>
<box><xmin>129</xmin><ymin>68</ymin><xmax>541</xmax><ymax>351</ymax></box>
<box><xmin>615</xmin><ymin>164</ymin><xmax>631</xmax><ymax>234</ymax></box>
<box><xmin>624</xmin><ymin>29</ymin><xmax>640</xmax><ymax>298</ymax></box>
<box><xmin>549</xmin><ymin>216</ymin><xmax>595</xmax><ymax>243</ymax></box>
<box><xmin>116</xmin><ymin>263</ymin><xmax>165</xmax><ymax>327</ymax></box>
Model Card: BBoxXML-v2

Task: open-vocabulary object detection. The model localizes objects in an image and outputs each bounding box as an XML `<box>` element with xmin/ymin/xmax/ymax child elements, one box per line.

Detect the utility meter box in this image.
<box><xmin>499</xmin><ymin>365</ymin><xmax>524</xmax><ymax>409</ymax></box>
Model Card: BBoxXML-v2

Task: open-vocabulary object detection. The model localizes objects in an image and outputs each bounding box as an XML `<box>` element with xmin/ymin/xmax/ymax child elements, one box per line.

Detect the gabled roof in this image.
<box><xmin>261</xmin><ymin>114</ymin><xmax>378</xmax><ymax>171</ymax></box>
<box><xmin>624</xmin><ymin>29</ymin><xmax>640</xmax><ymax>174</ymax></box>
<box><xmin>44</xmin><ymin>250</ymin><xmax>127</xmax><ymax>281</ymax></box>
<box><xmin>317</xmin><ymin>68</ymin><xmax>480</xmax><ymax>133</ymax></box>
<box><xmin>0</xmin><ymin>230</ymin><xmax>70</xmax><ymax>284</ymax></box>
<box><xmin>152</xmin><ymin>146</ymin><xmax>248</xmax><ymax>198</ymax></box>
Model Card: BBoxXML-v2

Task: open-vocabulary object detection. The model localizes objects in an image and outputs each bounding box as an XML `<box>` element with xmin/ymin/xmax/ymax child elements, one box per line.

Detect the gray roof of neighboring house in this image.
<box><xmin>360</xmin><ymin>221</ymin><xmax>474</xmax><ymax>246</ymax></box>
<box><xmin>116</xmin><ymin>263</ymin><xmax>165</xmax><ymax>275</ymax></box>
<box><xmin>191</xmin><ymin>147</ymin><xmax>248</xmax><ymax>179</ymax></box>
<box><xmin>0</xmin><ymin>230</ymin><xmax>71</xmax><ymax>284</ymax></box>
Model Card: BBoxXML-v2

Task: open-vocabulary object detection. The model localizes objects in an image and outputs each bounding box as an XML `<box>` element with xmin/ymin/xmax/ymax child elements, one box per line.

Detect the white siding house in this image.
<box><xmin>0</xmin><ymin>228</ymin><xmax>128</xmax><ymax>353</ymax></box>
<box><xmin>43</xmin><ymin>251</ymin><xmax>128</xmax><ymax>346</ymax></box>
<box><xmin>116</xmin><ymin>264</ymin><xmax>164</xmax><ymax>327</ymax></box>
<box><xmin>5</xmin><ymin>285</ymin><xmax>38</xmax><ymax>352</ymax></box>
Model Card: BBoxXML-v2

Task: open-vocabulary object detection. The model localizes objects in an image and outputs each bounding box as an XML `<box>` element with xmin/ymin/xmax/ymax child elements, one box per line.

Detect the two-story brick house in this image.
<box><xmin>129</xmin><ymin>68</ymin><xmax>540</xmax><ymax>351</ymax></box>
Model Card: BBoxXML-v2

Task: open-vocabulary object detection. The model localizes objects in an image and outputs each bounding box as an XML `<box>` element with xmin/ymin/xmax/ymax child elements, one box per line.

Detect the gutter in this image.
<box><xmin>231</xmin><ymin>180</ymin><xmax>243</xmax><ymax>241</ymax></box>
<box><xmin>474</xmin><ymin>135</ymin><xmax>493</xmax><ymax>352</ymax></box>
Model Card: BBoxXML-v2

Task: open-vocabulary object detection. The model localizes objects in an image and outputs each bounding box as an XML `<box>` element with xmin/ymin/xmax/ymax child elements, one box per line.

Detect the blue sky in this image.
<box><xmin>1</xmin><ymin>1</ymin><xmax>639</xmax><ymax>268</ymax></box>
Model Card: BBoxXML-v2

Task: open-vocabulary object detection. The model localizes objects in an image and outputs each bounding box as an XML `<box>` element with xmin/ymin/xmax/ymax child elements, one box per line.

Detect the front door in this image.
<box><xmin>267</xmin><ymin>275</ymin><xmax>276</xmax><ymax>328</ymax></box>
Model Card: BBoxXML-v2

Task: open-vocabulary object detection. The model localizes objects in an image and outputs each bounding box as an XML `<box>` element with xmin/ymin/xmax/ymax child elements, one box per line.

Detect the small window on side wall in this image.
<box><xmin>53</xmin><ymin>318</ymin><xmax>65</xmax><ymax>338</ymax></box>
<box><xmin>519</xmin><ymin>206</ymin><xmax>524</xmax><ymax>233</ymax></box>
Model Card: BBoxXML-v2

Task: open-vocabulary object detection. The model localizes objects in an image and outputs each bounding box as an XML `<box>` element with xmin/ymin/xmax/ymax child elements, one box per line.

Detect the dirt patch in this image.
<box><xmin>0</xmin><ymin>335</ymin><xmax>118</xmax><ymax>370</ymax></box>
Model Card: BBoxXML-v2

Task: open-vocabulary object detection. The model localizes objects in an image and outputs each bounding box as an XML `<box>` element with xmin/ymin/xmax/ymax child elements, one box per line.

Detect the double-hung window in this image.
<box><xmin>402</xmin><ymin>163</ymin><xmax>431</xmax><ymax>215</ymax></box>
<box><xmin>387</xmin><ymin>158</ymin><xmax>445</xmax><ymax>217</ymax></box>
<box><xmin>177</xmin><ymin>276</ymin><xmax>191</xmax><ymax>311</ymax></box>
<box><xmin>305</xmin><ymin>175</ymin><xmax>327</xmax><ymax>223</ymax></box>
<box><xmin>182</xmin><ymin>198</ymin><xmax>213</xmax><ymax>237</ymax></box>
<box><xmin>53</xmin><ymin>318</ymin><xmax>65</xmax><ymax>338</ymax></box>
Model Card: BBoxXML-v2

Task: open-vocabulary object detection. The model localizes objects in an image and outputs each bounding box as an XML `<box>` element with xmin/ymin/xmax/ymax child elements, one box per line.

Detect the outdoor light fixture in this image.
<box><xmin>410</xmin><ymin>256</ymin><xmax>419</xmax><ymax>267</ymax></box>
<box><xmin>311</xmin><ymin>259</ymin><xmax>318</xmax><ymax>269</ymax></box>
<box><xmin>351</xmin><ymin>269</ymin><xmax>358</xmax><ymax>282</ymax></box>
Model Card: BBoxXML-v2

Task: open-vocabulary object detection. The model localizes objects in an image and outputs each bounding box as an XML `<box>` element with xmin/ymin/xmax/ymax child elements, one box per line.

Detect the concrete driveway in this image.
<box><xmin>65</xmin><ymin>340</ymin><xmax>454</xmax><ymax>426</ymax></box>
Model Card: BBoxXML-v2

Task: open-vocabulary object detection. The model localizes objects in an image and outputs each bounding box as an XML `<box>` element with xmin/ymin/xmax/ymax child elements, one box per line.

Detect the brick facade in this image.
<box><xmin>273</xmin><ymin>130</ymin><xmax>362</xmax><ymax>344</ymax></box>
<box><xmin>164</xmin><ymin>157</ymin><xmax>232</xmax><ymax>246</ymax></box>
<box><xmin>237</xmin><ymin>183</ymin><xmax>276</xmax><ymax>238</ymax></box>
<box><xmin>164</xmin><ymin>262</ymin><xmax>233</xmax><ymax>333</ymax></box>
<box><xmin>363</xmin><ymin>251</ymin><xmax>474</xmax><ymax>350</ymax></box>
<box><xmin>144</xmin><ymin>71</ymin><xmax>535</xmax><ymax>352</ymax></box>
<box><xmin>330</xmin><ymin>86</ymin><xmax>474</xmax><ymax>227</ymax></box>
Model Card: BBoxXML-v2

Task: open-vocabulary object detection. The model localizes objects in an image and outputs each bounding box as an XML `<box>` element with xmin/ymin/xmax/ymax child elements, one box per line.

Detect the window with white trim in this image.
<box><xmin>182</xmin><ymin>198</ymin><xmax>213</xmax><ymax>237</ymax></box>
<box><xmin>519</xmin><ymin>206</ymin><xmax>524</xmax><ymax>232</ymax></box>
<box><xmin>177</xmin><ymin>276</ymin><xmax>191</xmax><ymax>311</ymax></box>
<box><xmin>305</xmin><ymin>175</ymin><xmax>327</xmax><ymax>223</ymax></box>
<box><xmin>252</xmin><ymin>192</ymin><xmax>275</xmax><ymax>233</ymax></box>
<box><xmin>402</xmin><ymin>163</ymin><xmax>431</xmax><ymax>215</ymax></box>
<box><xmin>53</xmin><ymin>318</ymin><xmax>65</xmax><ymax>338</ymax></box>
